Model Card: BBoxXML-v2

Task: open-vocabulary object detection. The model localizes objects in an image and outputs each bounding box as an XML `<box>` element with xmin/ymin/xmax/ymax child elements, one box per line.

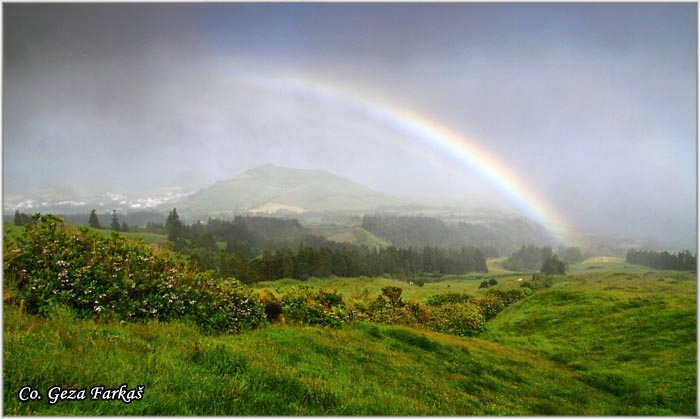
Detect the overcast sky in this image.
<box><xmin>3</xmin><ymin>3</ymin><xmax>697</xmax><ymax>244</ymax></box>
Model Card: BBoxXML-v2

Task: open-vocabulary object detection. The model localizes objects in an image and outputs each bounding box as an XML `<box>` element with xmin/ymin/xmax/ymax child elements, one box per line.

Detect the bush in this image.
<box><xmin>3</xmin><ymin>214</ymin><xmax>267</xmax><ymax>335</ymax></box>
<box><xmin>424</xmin><ymin>292</ymin><xmax>473</xmax><ymax>307</ymax></box>
<box><xmin>472</xmin><ymin>293</ymin><xmax>505</xmax><ymax>321</ymax></box>
<box><xmin>381</xmin><ymin>286</ymin><xmax>403</xmax><ymax>307</ymax></box>
<box><xmin>189</xmin><ymin>279</ymin><xmax>267</xmax><ymax>334</ymax></box>
<box><xmin>541</xmin><ymin>255</ymin><xmax>566</xmax><ymax>275</ymax></box>
<box><xmin>259</xmin><ymin>291</ymin><xmax>284</xmax><ymax>323</ymax></box>
<box><xmin>427</xmin><ymin>302</ymin><xmax>485</xmax><ymax>337</ymax></box>
<box><xmin>280</xmin><ymin>286</ymin><xmax>347</xmax><ymax>327</ymax></box>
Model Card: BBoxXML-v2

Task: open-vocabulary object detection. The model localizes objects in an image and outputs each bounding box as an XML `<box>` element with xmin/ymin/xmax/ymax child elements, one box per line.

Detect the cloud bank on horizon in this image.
<box><xmin>3</xmin><ymin>3</ymin><xmax>696</xmax><ymax>244</ymax></box>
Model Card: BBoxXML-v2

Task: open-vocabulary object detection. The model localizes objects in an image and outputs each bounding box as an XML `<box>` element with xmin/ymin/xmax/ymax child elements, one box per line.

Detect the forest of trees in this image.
<box><xmin>361</xmin><ymin>214</ymin><xmax>552</xmax><ymax>256</ymax></box>
<box><xmin>503</xmin><ymin>244</ymin><xmax>555</xmax><ymax>272</ymax></box>
<box><xmin>213</xmin><ymin>244</ymin><xmax>488</xmax><ymax>283</ymax></box>
<box><xmin>626</xmin><ymin>249</ymin><xmax>696</xmax><ymax>271</ymax></box>
<box><xmin>502</xmin><ymin>244</ymin><xmax>583</xmax><ymax>274</ymax></box>
<box><xmin>134</xmin><ymin>209</ymin><xmax>490</xmax><ymax>283</ymax></box>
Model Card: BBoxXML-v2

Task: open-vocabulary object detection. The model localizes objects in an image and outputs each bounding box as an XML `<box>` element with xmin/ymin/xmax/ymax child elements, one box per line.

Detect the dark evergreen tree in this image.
<box><xmin>13</xmin><ymin>210</ymin><xmax>30</xmax><ymax>226</ymax></box>
<box><xmin>541</xmin><ymin>254</ymin><xmax>566</xmax><ymax>275</ymax></box>
<box><xmin>165</xmin><ymin>208</ymin><xmax>184</xmax><ymax>243</ymax></box>
<box><xmin>88</xmin><ymin>209</ymin><xmax>101</xmax><ymax>229</ymax></box>
<box><xmin>110</xmin><ymin>210</ymin><xmax>120</xmax><ymax>231</ymax></box>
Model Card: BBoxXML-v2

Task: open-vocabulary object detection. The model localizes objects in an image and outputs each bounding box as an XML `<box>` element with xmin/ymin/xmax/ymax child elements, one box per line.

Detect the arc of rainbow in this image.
<box><xmin>238</xmin><ymin>74</ymin><xmax>574</xmax><ymax>245</ymax></box>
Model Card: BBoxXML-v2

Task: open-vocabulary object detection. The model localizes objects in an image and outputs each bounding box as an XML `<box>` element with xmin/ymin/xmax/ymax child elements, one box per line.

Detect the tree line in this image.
<box><xmin>162</xmin><ymin>209</ymin><xmax>489</xmax><ymax>283</ymax></box>
<box><xmin>502</xmin><ymin>244</ymin><xmax>585</xmax><ymax>274</ymax></box>
<box><xmin>361</xmin><ymin>214</ymin><xmax>552</xmax><ymax>256</ymax></box>
<box><xmin>626</xmin><ymin>249</ymin><xmax>696</xmax><ymax>271</ymax></box>
<box><xmin>213</xmin><ymin>244</ymin><xmax>488</xmax><ymax>283</ymax></box>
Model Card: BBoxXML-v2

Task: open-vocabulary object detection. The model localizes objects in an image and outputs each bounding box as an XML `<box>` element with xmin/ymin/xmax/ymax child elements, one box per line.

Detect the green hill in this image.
<box><xmin>178</xmin><ymin>165</ymin><xmax>404</xmax><ymax>216</ymax></box>
<box><xmin>483</xmin><ymin>271</ymin><xmax>697</xmax><ymax>415</ymax></box>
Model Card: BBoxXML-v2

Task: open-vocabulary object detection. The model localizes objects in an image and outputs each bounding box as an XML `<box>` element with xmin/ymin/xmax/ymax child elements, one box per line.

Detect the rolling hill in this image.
<box><xmin>176</xmin><ymin>165</ymin><xmax>405</xmax><ymax>217</ymax></box>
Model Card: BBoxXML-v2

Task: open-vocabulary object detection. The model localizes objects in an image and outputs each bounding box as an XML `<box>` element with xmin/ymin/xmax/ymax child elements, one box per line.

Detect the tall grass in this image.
<box><xmin>5</xmin><ymin>302</ymin><xmax>630</xmax><ymax>415</ymax></box>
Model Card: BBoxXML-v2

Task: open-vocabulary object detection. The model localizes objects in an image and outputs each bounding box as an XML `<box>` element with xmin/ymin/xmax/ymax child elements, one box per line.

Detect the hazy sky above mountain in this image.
<box><xmin>3</xmin><ymin>3</ymin><xmax>697</xmax><ymax>244</ymax></box>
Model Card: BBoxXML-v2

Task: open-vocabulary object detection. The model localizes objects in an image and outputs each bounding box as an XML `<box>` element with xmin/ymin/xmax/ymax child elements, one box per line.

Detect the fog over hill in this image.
<box><xmin>4</xmin><ymin>164</ymin><xmax>693</xmax><ymax>254</ymax></box>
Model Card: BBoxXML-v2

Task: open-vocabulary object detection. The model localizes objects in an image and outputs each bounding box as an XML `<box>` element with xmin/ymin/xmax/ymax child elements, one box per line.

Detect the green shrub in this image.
<box><xmin>381</xmin><ymin>286</ymin><xmax>403</xmax><ymax>307</ymax></box>
<box><xmin>3</xmin><ymin>214</ymin><xmax>267</xmax><ymax>335</ymax></box>
<box><xmin>260</xmin><ymin>291</ymin><xmax>284</xmax><ymax>323</ymax></box>
<box><xmin>427</xmin><ymin>302</ymin><xmax>486</xmax><ymax>336</ymax></box>
<box><xmin>472</xmin><ymin>294</ymin><xmax>506</xmax><ymax>321</ymax></box>
<box><xmin>280</xmin><ymin>286</ymin><xmax>347</xmax><ymax>327</ymax></box>
<box><xmin>373</xmin><ymin>300</ymin><xmax>430</xmax><ymax>326</ymax></box>
<box><xmin>424</xmin><ymin>292</ymin><xmax>473</xmax><ymax>307</ymax></box>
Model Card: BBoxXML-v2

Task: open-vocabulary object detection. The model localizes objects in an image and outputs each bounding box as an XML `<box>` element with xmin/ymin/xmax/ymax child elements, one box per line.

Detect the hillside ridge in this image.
<box><xmin>178</xmin><ymin>164</ymin><xmax>404</xmax><ymax>216</ymax></box>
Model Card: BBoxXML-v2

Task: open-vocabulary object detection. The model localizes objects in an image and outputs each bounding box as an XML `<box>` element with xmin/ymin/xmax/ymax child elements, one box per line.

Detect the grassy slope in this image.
<box><xmin>4</xmin><ymin>270</ymin><xmax>696</xmax><ymax>415</ymax></box>
<box><xmin>307</xmin><ymin>225</ymin><xmax>391</xmax><ymax>249</ymax></box>
<box><xmin>182</xmin><ymin>165</ymin><xmax>401</xmax><ymax>214</ymax></box>
<box><xmin>5</xmin><ymin>304</ymin><xmax>624</xmax><ymax>416</ymax></box>
<box><xmin>252</xmin><ymin>275</ymin><xmax>497</xmax><ymax>303</ymax></box>
<box><xmin>483</xmin><ymin>271</ymin><xmax>697</xmax><ymax>415</ymax></box>
<box><xmin>567</xmin><ymin>255</ymin><xmax>658</xmax><ymax>274</ymax></box>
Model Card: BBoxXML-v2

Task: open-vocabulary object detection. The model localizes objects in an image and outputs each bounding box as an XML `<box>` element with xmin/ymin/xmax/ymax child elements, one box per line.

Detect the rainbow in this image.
<box><xmin>239</xmin><ymin>74</ymin><xmax>575</xmax><ymax>245</ymax></box>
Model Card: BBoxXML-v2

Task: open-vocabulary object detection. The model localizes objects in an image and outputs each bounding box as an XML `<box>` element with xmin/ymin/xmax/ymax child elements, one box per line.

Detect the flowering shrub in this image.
<box><xmin>3</xmin><ymin>214</ymin><xmax>266</xmax><ymax>334</ymax></box>
<box><xmin>280</xmin><ymin>286</ymin><xmax>347</xmax><ymax>327</ymax></box>
<box><xmin>189</xmin><ymin>279</ymin><xmax>267</xmax><ymax>334</ymax></box>
<box><xmin>472</xmin><ymin>293</ymin><xmax>506</xmax><ymax>321</ymax></box>
<box><xmin>426</xmin><ymin>302</ymin><xmax>486</xmax><ymax>337</ymax></box>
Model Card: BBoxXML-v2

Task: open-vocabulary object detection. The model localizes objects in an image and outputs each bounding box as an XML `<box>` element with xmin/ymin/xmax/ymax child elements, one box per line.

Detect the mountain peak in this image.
<box><xmin>180</xmin><ymin>165</ymin><xmax>402</xmax><ymax>216</ymax></box>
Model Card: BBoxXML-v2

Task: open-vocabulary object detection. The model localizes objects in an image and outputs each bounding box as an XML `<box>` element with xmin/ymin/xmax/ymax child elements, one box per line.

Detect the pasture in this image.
<box><xmin>4</xmin><ymin>268</ymin><xmax>696</xmax><ymax>415</ymax></box>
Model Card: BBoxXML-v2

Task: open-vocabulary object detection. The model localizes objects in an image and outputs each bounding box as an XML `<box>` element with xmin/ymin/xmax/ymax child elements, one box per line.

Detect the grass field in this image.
<box><xmin>0</xmin><ymin>303</ymin><xmax>626</xmax><ymax>415</ymax></box>
<box><xmin>567</xmin><ymin>255</ymin><xmax>658</xmax><ymax>274</ymax></box>
<box><xmin>252</xmin><ymin>275</ymin><xmax>493</xmax><ymax>302</ymax></box>
<box><xmin>4</xmin><ymin>267</ymin><xmax>696</xmax><ymax>415</ymax></box>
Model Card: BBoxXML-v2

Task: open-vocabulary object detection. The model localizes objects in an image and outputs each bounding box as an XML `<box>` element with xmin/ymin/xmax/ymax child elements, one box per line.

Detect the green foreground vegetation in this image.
<box><xmin>3</xmin><ymin>217</ymin><xmax>697</xmax><ymax>415</ymax></box>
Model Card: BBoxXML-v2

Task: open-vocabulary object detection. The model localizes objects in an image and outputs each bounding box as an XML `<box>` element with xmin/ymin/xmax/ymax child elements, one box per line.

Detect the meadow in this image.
<box><xmin>3</xmin><ymin>220</ymin><xmax>696</xmax><ymax>415</ymax></box>
<box><xmin>4</xmin><ymin>271</ymin><xmax>696</xmax><ymax>415</ymax></box>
